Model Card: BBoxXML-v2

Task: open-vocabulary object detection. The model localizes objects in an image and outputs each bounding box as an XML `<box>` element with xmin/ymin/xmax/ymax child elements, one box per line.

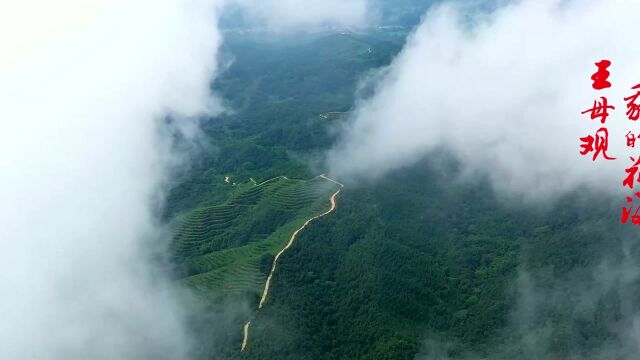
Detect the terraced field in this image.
<box><xmin>170</xmin><ymin>176</ymin><xmax>340</xmax><ymax>301</ymax></box>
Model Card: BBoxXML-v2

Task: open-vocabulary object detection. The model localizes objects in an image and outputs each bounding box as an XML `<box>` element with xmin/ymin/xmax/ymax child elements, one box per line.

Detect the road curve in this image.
<box><xmin>241</xmin><ymin>174</ymin><xmax>343</xmax><ymax>351</ymax></box>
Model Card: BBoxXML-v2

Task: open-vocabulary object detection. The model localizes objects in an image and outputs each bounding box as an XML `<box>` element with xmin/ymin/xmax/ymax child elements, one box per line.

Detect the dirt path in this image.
<box><xmin>250</xmin><ymin>176</ymin><xmax>289</xmax><ymax>187</ymax></box>
<box><xmin>241</xmin><ymin>321</ymin><xmax>251</xmax><ymax>351</ymax></box>
<box><xmin>241</xmin><ymin>174</ymin><xmax>343</xmax><ymax>351</ymax></box>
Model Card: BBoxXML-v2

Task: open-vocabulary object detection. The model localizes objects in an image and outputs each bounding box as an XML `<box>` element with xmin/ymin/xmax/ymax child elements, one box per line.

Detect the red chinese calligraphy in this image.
<box><xmin>579</xmin><ymin>127</ymin><xmax>616</xmax><ymax>161</ymax></box>
<box><xmin>624</xmin><ymin>84</ymin><xmax>640</xmax><ymax>121</ymax></box>
<box><xmin>591</xmin><ymin>59</ymin><xmax>612</xmax><ymax>90</ymax></box>
<box><xmin>581</xmin><ymin>97</ymin><xmax>615</xmax><ymax>124</ymax></box>
<box><xmin>626</xmin><ymin>131</ymin><xmax>639</xmax><ymax>148</ymax></box>
<box><xmin>621</xmin><ymin>192</ymin><xmax>640</xmax><ymax>225</ymax></box>
<box><xmin>623</xmin><ymin>156</ymin><xmax>640</xmax><ymax>189</ymax></box>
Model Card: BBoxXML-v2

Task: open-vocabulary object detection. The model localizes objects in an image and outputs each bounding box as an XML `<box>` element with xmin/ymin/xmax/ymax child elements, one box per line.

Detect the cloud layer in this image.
<box><xmin>0</xmin><ymin>1</ymin><xmax>227</xmax><ymax>358</ymax></box>
<box><xmin>327</xmin><ymin>0</ymin><xmax>640</xmax><ymax>200</ymax></box>
<box><xmin>0</xmin><ymin>0</ymin><xmax>369</xmax><ymax>358</ymax></box>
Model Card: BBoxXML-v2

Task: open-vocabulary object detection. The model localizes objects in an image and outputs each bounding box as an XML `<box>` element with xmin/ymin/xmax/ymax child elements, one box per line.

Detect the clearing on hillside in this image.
<box><xmin>170</xmin><ymin>176</ymin><xmax>341</xmax><ymax>302</ymax></box>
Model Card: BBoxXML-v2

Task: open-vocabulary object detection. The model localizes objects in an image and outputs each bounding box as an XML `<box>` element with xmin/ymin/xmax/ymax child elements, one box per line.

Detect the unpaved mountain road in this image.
<box><xmin>240</xmin><ymin>174</ymin><xmax>344</xmax><ymax>351</ymax></box>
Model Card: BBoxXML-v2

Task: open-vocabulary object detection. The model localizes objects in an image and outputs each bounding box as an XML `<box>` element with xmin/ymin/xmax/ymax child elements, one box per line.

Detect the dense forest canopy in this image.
<box><xmin>167</xmin><ymin>25</ymin><xmax>640</xmax><ymax>359</ymax></box>
<box><xmin>6</xmin><ymin>1</ymin><xmax>638</xmax><ymax>360</ymax></box>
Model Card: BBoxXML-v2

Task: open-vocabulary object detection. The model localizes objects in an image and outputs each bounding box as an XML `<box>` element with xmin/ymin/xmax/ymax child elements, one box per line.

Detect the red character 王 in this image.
<box><xmin>591</xmin><ymin>59</ymin><xmax>612</xmax><ymax>90</ymax></box>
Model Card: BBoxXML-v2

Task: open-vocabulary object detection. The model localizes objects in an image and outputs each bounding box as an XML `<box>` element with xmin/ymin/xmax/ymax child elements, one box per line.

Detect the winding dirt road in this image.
<box><xmin>241</xmin><ymin>174</ymin><xmax>343</xmax><ymax>351</ymax></box>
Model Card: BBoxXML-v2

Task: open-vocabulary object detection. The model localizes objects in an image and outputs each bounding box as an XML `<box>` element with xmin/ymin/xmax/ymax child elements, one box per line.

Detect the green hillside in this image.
<box><xmin>165</xmin><ymin>29</ymin><xmax>639</xmax><ymax>360</ymax></box>
<box><xmin>171</xmin><ymin>176</ymin><xmax>341</xmax><ymax>302</ymax></box>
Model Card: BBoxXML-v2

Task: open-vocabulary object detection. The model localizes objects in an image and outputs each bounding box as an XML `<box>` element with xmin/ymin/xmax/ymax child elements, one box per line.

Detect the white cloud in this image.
<box><xmin>327</xmin><ymin>0</ymin><xmax>640</xmax><ymax>200</ymax></box>
<box><xmin>0</xmin><ymin>1</ymin><xmax>223</xmax><ymax>358</ymax></box>
<box><xmin>0</xmin><ymin>0</ymin><xmax>370</xmax><ymax>358</ymax></box>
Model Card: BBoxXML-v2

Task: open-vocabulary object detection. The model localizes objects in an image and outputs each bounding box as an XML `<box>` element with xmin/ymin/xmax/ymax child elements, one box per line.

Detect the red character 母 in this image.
<box><xmin>581</xmin><ymin>97</ymin><xmax>615</xmax><ymax>124</ymax></box>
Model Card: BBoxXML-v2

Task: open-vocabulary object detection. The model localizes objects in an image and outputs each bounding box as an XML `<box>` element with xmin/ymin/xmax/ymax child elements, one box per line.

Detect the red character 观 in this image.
<box><xmin>579</xmin><ymin>127</ymin><xmax>616</xmax><ymax>161</ymax></box>
<box><xmin>591</xmin><ymin>59</ymin><xmax>612</xmax><ymax>90</ymax></box>
<box><xmin>581</xmin><ymin>97</ymin><xmax>615</xmax><ymax>124</ymax></box>
<box><xmin>624</xmin><ymin>84</ymin><xmax>640</xmax><ymax>121</ymax></box>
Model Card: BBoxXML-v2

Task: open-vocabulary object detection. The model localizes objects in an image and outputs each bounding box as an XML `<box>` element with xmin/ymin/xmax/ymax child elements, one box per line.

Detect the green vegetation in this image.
<box><xmin>172</xmin><ymin>176</ymin><xmax>340</xmax><ymax>301</ymax></box>
<box><xmin>166</xmin><ymin>28</ymin><xmax>638</xmax><ymax>360</ymax></box>
<box><xmin>165</xmin><ymin>31</ymin><xmax>407</xmax><ymax>359</ymax></box>
<box><xmin>164</xmin><ymin>31</ymin><xmax>404</xmax><ymax>220</ymax></box>
<box><xmin>239</xmin><ymin>163</ymin><xmax>628</xmax><ymax>360</ymax></box>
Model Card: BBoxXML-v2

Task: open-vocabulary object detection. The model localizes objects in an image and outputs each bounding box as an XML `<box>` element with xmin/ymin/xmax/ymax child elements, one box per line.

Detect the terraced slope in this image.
<box><xmin>170</xmin><ymin>176</ymin><xmax>340</xmax><ymax>301</ymax></box>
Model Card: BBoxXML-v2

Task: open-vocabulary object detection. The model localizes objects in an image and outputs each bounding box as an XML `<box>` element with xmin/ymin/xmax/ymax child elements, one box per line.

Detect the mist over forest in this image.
<box><xmin>1</xmin><ymin>1</ymin><xmax>638</xmax><ymax>359</ymax></box>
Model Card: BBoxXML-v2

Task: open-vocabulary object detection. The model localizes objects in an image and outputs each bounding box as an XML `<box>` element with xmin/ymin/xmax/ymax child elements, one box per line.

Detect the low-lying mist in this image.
<box><xmin>0</xmin><ymin>1</ymin><xmax>225</xmax><ymax>358</ymax></box>
<box><xmin>327</xmin><ymin>0</ymin><xmax>640</xmax><ymax>201</ymax></box>
<box><xmin>0</xmin><ymin>0</ymin><xmax>369</xmax><ymax>358</ymax></box>
<box><xmin>324</xmin><ymin>1</ymin><xmax>640</xmax><ymax>359</ymax></box>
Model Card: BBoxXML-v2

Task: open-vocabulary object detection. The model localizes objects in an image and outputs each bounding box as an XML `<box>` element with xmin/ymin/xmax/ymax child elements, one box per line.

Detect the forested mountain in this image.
<box><xmin>166</xmin><ymin>26</ymin><xmax>639</xmax><ymax>360</ymax></box>
<box><xmin>7</xmin><ymin>1</ymin><xmax>637</xmax><ymax>359</ymax></box>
